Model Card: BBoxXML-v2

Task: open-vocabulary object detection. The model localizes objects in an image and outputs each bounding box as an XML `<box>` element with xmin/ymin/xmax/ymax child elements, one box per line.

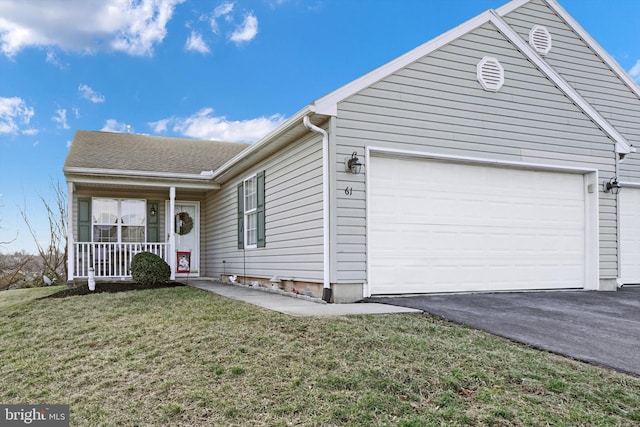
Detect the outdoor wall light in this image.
<box><xmin>604</xmin><ymin>177</ymin><xmax>622</xmax><ymax>194</ymax></box>
<box><xmin>346</xmin><ymin>151</ymin><xmax>362</xmax><ymax>174</ymax></box>
<box><xmin>150</xmin><ymin>206</ymin><xmax>157</xmax><ymax>216</ymax></box>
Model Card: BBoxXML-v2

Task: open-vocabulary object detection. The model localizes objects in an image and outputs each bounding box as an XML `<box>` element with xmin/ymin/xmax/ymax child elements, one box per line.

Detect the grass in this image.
<box><xmin>0</xmin><ymin>285</ymin><xmax>65</xmax><ymax>309</ymax></box>
<box><xmin>1</xmin><ymin>286</ymin><xmax>640</xmax><ymax>426</ymax></box>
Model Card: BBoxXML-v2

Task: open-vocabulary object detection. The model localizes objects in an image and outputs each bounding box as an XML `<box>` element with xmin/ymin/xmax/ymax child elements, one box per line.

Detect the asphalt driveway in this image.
<box><xmin>369</xmin><ymin>287</ymin><xmax>640</xmax><ymax>376</ymax></box>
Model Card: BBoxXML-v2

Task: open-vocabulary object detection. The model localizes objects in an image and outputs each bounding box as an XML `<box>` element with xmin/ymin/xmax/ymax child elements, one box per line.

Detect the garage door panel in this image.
<box><xmin>369</xmin><ymin>156</ymin><xmax>586</xmax><ymax>294</ymax></box>
<box><xmin>620</xmin><ymin>188</ymin><xmax>640</xmax><ymax>284</ymax></box>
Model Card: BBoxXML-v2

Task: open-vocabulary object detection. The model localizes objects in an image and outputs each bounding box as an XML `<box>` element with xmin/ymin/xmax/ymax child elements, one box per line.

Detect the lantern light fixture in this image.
<box><xmin>604</xmin><ymin>176</ymin><xmax>621</xmax><ymax>194</ymax></box>
<box><xmin>346</xmin><ymin>151</ymin><xmax>362</xmax><ymax>174</ymax></box>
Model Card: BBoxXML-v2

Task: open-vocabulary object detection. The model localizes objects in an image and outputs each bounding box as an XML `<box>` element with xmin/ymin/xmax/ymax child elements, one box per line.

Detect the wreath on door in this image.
<box><xmin>175</xmin><ymin>212</ymin><xmax>193</xmax><ymax>235</ymax></box>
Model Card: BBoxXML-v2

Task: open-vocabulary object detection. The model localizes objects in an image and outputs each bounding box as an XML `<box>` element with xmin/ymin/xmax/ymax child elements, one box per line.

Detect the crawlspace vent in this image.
<box><xmin>529</xmin><ymin>25</ymin><xmax>552</xmax><ymax>55</ymax></box>
<box><xmin>476</xmin><ymin>56</ymin><xmax>504</xmax><ymax>92</ymax></box>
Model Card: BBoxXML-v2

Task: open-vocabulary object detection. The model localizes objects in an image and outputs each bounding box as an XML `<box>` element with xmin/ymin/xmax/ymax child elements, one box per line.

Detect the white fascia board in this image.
<box><xmin>65</xmin><ymin>174</ymin><xmax>221</xmax><ymax>190</ymax></box>
<box><xmin>498</xmin><ymin>0</ymin><xmax>640</xmax><ymax>111</ymax></box>
<box><xmin>488</xmin><ymin>11</ymin><xmax>632</xmax><ymax>154</ymax></box>
<box><xmin>211</xmin><ymin>106</ymin><xmax>312</xmax><ymax>179</ymax></box>
<box><xmin>64</xmin><ymin>166</ymin><xmax>218</xmax><ymax>181</ymax></box>
<box><xmin>311</xmin><ymin>11</ymin><xmax>495</xmax><ymax>116</ymax></box>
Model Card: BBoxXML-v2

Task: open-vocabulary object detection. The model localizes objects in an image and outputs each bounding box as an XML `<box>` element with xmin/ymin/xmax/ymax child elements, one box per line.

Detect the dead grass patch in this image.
<box><xmin>1</xmin><ymin>286</ymin><xmax>640</xmax><ymax>426</ymax></box>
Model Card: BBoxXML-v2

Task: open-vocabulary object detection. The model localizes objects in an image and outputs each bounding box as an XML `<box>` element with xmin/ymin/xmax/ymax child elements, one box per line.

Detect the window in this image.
<box><xmin>237</xmin><ymin>171</ymin><xmax>265</xmax><ymax>249</ymax></box>
<box><xmin>244</xmin><ymin>175</ymin><xmax>258</xmax><ymax>247</ymax></box>
<box><xmin>92</xmin><ymin>198</ymin><xmax>146</xmax><ymax>243</ymax></box>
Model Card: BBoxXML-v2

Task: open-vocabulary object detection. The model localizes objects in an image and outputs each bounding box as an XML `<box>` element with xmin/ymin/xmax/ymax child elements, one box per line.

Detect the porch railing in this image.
<box><xmin>73</xmin><ymin>242</ymin><xmax>169</xmax><ymax>278</ymax></box>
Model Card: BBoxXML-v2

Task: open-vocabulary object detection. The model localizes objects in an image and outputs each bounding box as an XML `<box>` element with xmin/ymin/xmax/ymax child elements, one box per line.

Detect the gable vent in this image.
<box><xmin>476</xmin><ymin>56</ymin><xmax>504</xmax><ymax>92</ymax></box>
<box><xmin>529</xmin><ymin>25</ymin><xmax>552</xmax><ymax>55</ymax></box>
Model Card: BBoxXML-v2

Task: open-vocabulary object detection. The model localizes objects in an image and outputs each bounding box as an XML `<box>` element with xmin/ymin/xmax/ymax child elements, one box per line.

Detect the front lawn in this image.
<box><xmin>1</xmin><ymin>286</ymin><xmax>639</xmax><ymax>426</ymax></box>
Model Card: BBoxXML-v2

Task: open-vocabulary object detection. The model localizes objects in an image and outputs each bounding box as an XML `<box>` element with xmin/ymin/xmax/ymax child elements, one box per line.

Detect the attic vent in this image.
<box><xmin>476</xmin><ymin>56</ymin><xmax>504</xmax><ymax>92</ymax></box>
<box><xmin>529</xmin><ymin>25</ymin><xmax>552</xmax><ymax>55</ymax></box>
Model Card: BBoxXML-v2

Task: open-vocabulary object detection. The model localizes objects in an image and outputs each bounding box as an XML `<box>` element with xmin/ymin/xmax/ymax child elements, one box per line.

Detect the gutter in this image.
<box><xmin>212</xmin><ymin>106</ymin><xmax>312</xmax><ymax>180</ymax></box>
<box><xmin>64</xmin><ymin>166</ymin><xmax>217</xmax><ymax>181</ymax></box>
<box><xmin>303</xmin><ymin>116</ymin><xmax>332</xmax><ymax>303</ymax></box>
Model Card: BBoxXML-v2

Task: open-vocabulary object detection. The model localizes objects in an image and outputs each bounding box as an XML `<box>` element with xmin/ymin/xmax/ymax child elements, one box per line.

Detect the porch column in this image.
<box><xmin>67</xmin><ymin>181</ymin><xmax>75</xmax><ymax>282</ymax></box>
<box><xmin>169</xmin><ymin>186</ymin><xmax>176</xmax><ymax>280</ymax></box>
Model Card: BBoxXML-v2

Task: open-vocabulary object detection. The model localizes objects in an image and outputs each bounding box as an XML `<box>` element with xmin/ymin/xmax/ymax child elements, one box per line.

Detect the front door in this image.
<box><xmin>167</xmin><ymin>201</ymin><xmax>200</xmax><ymax>277</ymax></box>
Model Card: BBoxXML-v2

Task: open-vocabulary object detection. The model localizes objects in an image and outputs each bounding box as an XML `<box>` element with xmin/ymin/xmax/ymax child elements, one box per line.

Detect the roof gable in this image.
<box><xmin>64</xmin><ymin>131</ymin><xmax>249</xmax><ymax>179</ymax></box>
<box><xmin>498</xmin><ymin>0</ymin><xmax>640</xmax><ymax>101</ymax></box>
<box><xmin>309</xmin><ymin>2</ymin><xmax>632</xmax><ymax>154</ymax></box>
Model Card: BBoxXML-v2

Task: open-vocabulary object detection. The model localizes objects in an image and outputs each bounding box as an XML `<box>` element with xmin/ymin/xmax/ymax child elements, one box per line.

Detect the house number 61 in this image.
<box><xmin>345</xmin><ymin>187</ymin><xmax>353</xmax><ymax>196</ymax></box>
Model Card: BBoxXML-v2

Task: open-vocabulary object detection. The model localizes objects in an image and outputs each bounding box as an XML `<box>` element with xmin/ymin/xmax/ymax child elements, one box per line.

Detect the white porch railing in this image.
<box><xmin>73</xmin><ymin>242</ymin><xmax>169</xmax><ymax>278</ymax></box>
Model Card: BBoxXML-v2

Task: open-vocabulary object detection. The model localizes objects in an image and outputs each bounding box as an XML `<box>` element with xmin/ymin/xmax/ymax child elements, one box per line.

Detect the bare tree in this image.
<box><xmin>20</xmin><ymin>179</ymin><xmax>68</xmax><ymax>284</ymax></box>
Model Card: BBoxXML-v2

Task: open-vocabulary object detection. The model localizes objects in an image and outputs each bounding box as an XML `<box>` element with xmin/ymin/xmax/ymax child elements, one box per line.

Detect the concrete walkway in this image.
<box><xmin>190</xmin><ymin>280</ymin><xmax>421</xmax><ymax>317</ymax></box>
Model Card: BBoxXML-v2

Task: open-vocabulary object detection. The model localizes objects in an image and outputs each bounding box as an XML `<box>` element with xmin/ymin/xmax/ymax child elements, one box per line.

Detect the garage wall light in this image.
<box><xmin>604</xmin><ymin>176</ymin><xmax>621</xmax><ymax>194</ymax></box>
<box><xmin>346</xmin><ymin>152</ymin><xmax>362</xmax><ymax>174</ymax></box>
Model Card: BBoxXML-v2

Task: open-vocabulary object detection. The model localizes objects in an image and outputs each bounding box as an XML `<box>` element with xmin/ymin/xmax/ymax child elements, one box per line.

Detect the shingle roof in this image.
<box><xmin>64</xmin><ymin>131</ymin><xmax>249</xmax><ymax>176</ymax></box>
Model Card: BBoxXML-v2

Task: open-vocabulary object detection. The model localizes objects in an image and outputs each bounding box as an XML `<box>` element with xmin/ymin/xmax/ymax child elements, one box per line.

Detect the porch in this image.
<box><xmin>71</xmin><ymin>242</ymin><xmax>170</xmax><ymax>279</ymax></box>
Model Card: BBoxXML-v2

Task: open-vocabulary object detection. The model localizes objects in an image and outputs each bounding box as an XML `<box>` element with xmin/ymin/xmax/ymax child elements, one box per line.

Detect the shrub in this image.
<box><xmin>130</xmin><ymin>252</ymin><xmax>171</xmax><ymax>285</ymax></box>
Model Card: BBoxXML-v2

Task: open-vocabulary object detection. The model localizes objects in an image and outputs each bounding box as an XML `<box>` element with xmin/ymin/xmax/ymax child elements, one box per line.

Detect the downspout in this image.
<box><xmin>303</xmin><ymin>116</ymin><xmax>332</xmax><ymax>302</ymax></box>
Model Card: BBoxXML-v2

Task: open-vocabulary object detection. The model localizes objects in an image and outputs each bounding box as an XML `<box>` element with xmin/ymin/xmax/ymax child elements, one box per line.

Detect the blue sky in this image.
<box><xmin>1</xmin><ymin>0</ymin><xmax>639</xmax><ymax>254</ymax></box>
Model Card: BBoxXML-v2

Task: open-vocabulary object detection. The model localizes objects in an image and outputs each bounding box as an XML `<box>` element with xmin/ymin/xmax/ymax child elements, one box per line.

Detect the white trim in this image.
<box><xmin>311</xmin><ymin>11</ymin><xmax>494</xmax><ymax>116</ymax></box>
<box><xmin>166</xmin><ymin>199</ymin><xmax>200</xmax><ymax>278</ymax></box>
<box><xmin>65</xmin><ymin>175</ymin><xmax>220</xmax><ymax>190</ymax></box>
<box><xmin>488</xmin><ymin>11</ymin><xmax>632</xmax><ymax>155</ymax></box>
<box><xmin>67</xmin><ymin>181</ymin><xmax>75</xmax><ymax>282</ymax></box>
<box><xmin>498</xmin><ymin>0</ymin><xmax>640</xmax><ymax>101</ymax></box>
<box><xmin>212</xmin><ymin>107</ymin><xmax>312</xmax><ymax>180</ymax></box>
<box><xmin>618</xmin><ymin>181</ymin><xmax>640</xmax><ymax>189</ymax></box>
<box><xmin>367</xmin><ymin>145</ymin><xmax>598</xmax><ymax>174</ymax></box>
<box><xmin>169</xmin><ymin>187</ymin><xmax>176</xmax><ymax>280</ymax></box>
<box><xmin>302</xmin><ymin>116</ymin><xmax>331</xmax><ymax>295</ymax></box>
<box><xmin>365</xmin><ymin>146</ymin><xmax>600</xmax><ymax>295</ymax></box>
<box><xmin>64</xmin><ymin>166</ymin><xmax>218</xmax><ymax>181</ymax></box>
<box><xmin>307</xmin><ymin>6</ymin><xmax>632</xmax><ymax>154</ymax></box>
<box><xmin>242</xmin><ymin>174</ymin><xmax>258</xmax><ymax>249</ymax></box>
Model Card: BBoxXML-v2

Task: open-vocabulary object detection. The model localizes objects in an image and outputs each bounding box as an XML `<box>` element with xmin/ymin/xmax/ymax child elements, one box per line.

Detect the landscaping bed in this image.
<box><xmin>45</xmin><ymin>281</ymin><xmax>184</xmax><ymax>298</ymax></box>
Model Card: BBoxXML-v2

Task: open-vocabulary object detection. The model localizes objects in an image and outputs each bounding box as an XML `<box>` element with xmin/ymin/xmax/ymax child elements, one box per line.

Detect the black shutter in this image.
<box><xmin>237</xmin><ymin>183</ymin><xmax>244</xmax><ymax>249</ymax></box>
<box><xmin>78</xmin><ymin>198</ymin><xmax>91</xmax><ymax>242</ymax></box>
<box><xmin>147</xmin><ymin>201</ymin><xmax>159</xmax><ymax>242</ymax></box>
<box><xmin>257</xmin><ymin>171</ymin><xmax>266</xmax><ymax>248</ymax></box>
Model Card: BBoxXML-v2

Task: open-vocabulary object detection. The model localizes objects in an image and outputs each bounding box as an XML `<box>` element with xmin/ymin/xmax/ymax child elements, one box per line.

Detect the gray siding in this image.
<box><xmin>204</xmin><ymin>132</ymin><xmax>324</xmax><ymax>282</ymax></box>
<box><xmin>502</xmin><ymin>0</ymin><xmax>640</xmax><ymax>182</ymax></box>
<box><xmin>334</xmin><ymin>20</ymin><xmax>617</xmax><ymax>282</ymax></box>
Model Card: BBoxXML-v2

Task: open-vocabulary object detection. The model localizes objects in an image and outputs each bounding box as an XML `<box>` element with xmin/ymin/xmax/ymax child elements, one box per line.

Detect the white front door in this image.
<box><xmin>167</xmin><ymin>201</ymin><xmax>200</xmax><ymax>276</ymax></box>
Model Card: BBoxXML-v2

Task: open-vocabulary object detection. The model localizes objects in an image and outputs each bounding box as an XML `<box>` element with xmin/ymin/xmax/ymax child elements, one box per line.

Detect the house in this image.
<box><xmin>64</xmin><ymin>0</ymin><xmax>640</xmax><ymax>303</ymax></box>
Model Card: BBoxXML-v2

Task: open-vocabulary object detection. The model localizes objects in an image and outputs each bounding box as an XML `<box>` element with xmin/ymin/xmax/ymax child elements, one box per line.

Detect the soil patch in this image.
<box><xmin>45</xmin><ymin>282</ymin><xmax>184</xmax><ymax>298</ymax></box>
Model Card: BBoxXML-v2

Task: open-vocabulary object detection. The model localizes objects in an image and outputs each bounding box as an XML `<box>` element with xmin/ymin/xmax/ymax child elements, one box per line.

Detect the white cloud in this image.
<box><xmin>149</xmin><ymin>118</ymin><xmax>171</xmax><ymax>133</ymax></box>
<box><xmin>185</xmin><ymin>31</ymin><xmax>209</xmax><ymax>54</ymax></box>
<box><xmin>0</xmin><ymin>0</ymin><xmax>185</xmax><ymax>57</ymax></box>
<box><xmin>150</xmin><ymin>108</ymin><xmax>286</xmax><ymax>143</ymax></box>
<box><xmin>72</xmin><ymin>107</ymin><xmax>80</xmax><ymax>119</ymax></box>
<box><xmin>101</xmin><ymin>119</ymin><xmax>130</xmax><ymax>133</ymax></box>
<box><xmin>230</xmin><ymin>13</ymin><xmax>258</xmax><ymax>44</ymax></box>
<box><xmin>22</xmin><ymin>128</ymin><xmax>39</xmax><ymax>135</ymax></box>
<box><xmin>210</xmin><ymin>2</ymin><xmax>235</xmax><ymax>34</ymax></box>
<box><xmin>45</xmin><ymin>49</ymin><xmax>66</xmax><ymax>68</ymax></box>
<box><xmin>78</xmin><ymin>83</ymin><xmax>105</xmax><ymax>103</ymax></box>
<box><xmin>630</xmin><ymin>59</ymin><xmax>640</xmax><ymax>81</ymax></box>
<box><xmin>0</xmin><ymin>96</ymin><xmax>34</xmax><ymax>134</ymax></box>
<box><xmin>52</xmin><ymin>108</ymin><xmax>69</xmax><ymax>129</ymax></box>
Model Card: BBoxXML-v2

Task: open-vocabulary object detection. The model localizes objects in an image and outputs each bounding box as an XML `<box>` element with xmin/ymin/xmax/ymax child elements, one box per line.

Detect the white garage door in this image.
<box><xmin>620</xmin><ymin>188</ymin><xmax>640</xmax><ymax>284</ymax></box>
<box><xmin>369</xmin><ymin>156</ymin><xmax>586</xmax><ymax>294</ymax></box>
